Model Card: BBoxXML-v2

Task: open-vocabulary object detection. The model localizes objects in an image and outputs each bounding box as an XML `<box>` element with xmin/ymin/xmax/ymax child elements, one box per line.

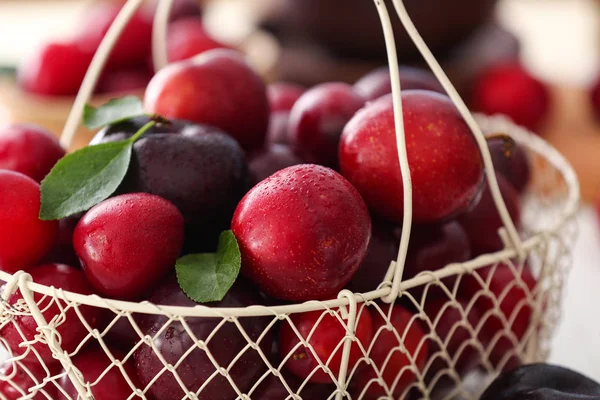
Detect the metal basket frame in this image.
<box><xmin>0</xmin><ymin>1</ymin><xmax>580</xmax><ymax>399</ymax></box>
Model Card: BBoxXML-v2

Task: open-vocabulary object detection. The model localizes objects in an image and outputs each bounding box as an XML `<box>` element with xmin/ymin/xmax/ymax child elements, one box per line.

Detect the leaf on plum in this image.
<box><xmin>39</xmin><ymin>140</ymin><xmax>132</xmax><ymax>220</ymax></box>
<box><xmin>176</xmin><ymin>230</ymin><xmax>241</xmax><ymax>303</ymax></box>
<box><xmin>83</xmin><ymin>96</ymin><xmax>147</xmax><ymax>129</ymax></box>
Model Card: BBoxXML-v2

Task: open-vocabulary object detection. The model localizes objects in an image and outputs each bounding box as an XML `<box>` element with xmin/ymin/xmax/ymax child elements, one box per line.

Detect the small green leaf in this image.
<box><xmin>83</xmin><ymin>96</ymin><xmax>146</xmax><ymax>129</ymax></box>
<box><xmin>40</xmin><ymin>140</ymin><xmax>133</xmax><ymax>220</ymax></box>
<box><xmin>176</xmin><ymin>231</ymin><xmax>242</xmax><ymax>303</ymax></box>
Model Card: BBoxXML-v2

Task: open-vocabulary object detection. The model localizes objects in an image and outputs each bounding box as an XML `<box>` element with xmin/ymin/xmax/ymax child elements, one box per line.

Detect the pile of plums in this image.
<box><xmin>17</xmin><ymin>0</ymin><xmax>229</xmax><ymax>96</ymax></box>
<box><xmin>0</xmin><ymin>45</ymin><xmax>537</xmax><ymax>399</ymax></box>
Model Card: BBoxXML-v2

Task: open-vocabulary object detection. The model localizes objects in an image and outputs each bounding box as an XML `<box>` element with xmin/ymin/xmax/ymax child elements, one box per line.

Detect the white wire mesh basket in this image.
<box><xmin>0</xmin><ymin>0</ymin><xmax>580</xmax><ymax>399</ymax></box>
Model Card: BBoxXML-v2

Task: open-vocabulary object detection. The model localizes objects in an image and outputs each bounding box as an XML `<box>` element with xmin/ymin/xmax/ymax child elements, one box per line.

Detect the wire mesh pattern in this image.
<box><xmin>0</xmin><ymin>114</ymin><xmax>579</xmax><ymax>399</ymax></box>
<box><xmin>0</xmin><ymin>0</ymin><xmax>580</xmax><ymax>398</ymax></box>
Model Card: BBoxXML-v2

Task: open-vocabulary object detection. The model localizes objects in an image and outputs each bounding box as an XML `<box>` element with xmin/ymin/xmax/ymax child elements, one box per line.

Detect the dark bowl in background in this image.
<box><xmin>261</xmin><ymin>0</ymin><xmax>498</xmax><ymax>60</ymax></box>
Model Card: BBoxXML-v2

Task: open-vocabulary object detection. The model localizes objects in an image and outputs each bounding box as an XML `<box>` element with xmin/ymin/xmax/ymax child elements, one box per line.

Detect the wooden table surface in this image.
<box><xmin>542</xmin><ymin>86</ymin><xmax>600</xmax><ymax>202</ymax></box>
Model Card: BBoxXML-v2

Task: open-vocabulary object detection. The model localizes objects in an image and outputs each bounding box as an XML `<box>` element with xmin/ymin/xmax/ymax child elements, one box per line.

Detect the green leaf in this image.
<box><xmin>83</xmin><ymin>96</ymin><xmax>146</xmax><ymax>129</ymax></box>
<box><xmin>176</xmin><ymin>231</ymin><xmax>242</xmax><ymax>303</ymax></box>
<box><xmin>40</xmin><ymin>140</ymin><xmax>133</xmax><ymax>220</ymax></box>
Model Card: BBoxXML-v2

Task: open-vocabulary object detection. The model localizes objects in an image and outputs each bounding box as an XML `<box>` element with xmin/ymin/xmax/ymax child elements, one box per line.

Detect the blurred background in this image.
<box><xmin>0</xmin><ymin>0</ymin><xmax>599</xmax><ymax>382</ymax></box>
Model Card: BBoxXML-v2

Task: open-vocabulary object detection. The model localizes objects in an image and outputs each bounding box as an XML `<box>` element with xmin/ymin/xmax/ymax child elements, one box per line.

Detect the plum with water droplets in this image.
<box><xmin>340</xmin><ymin>91</ymin><xmax>484</xmax><ymax>224</ymax></box>
<box><xmin>232</xmin><ymin>164</ymin><xmax>371</xmax><ymax>301</ymax></box>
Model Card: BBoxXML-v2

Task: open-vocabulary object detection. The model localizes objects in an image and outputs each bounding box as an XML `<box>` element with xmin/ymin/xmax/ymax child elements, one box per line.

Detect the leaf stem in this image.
<box><xmin>128</xmin><ymin>120</ymin><xmax>156</xmax><ymax>143</ymax></box>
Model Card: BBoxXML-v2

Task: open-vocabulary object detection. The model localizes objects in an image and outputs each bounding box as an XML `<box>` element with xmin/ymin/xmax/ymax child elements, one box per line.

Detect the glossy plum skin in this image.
<box><xmin>145</xmin><ymin>50</ymin><xmax>270</xmax><ymax>151</ymax></box>
<box><xmin>480</xmin><ymin>364</ymin><xmax>600</xmax><ymax>400</ymax></box>
<box><xmin>134</xmin><ymin>278</ymin><xmax>272</xmax><ymax>400</ymax></box>
<box><xmin>73</xmin><ymin>193</ymin><xmax>184</xmax><ymax>299</ymax></box>
<box><xmin>252</xmin><ymin>369</ymin><xmax>334</xmax><ymax>400</ymax></box>
<box><xmin>353</xmin><ymin>304</ymin><xmax>428</xmax><ymax>399</ymax></box>
<box><xmin>279</xmin><ymin>309</ymin><xmax>373</xmax><ymax>383</ymax></box>
<box><xmin>487</xmin><ymin>135</ymin><xmax>531</xmax><ymax>193</ymax></box>
<box><xmin>60</xmin><ymin>345</ymin><xmax>139</xmax><ymax>399</ymax></box>
<box><xmin>268</xmin><ymin>82</ymin><xmax>306</xmax><ymax>112</ymax></box>
<box><xmin>0</xmin><ymin>264</ymin><xmax>102</xmax><ymax>364</ymax></box>
<box><xmin>248</xmin><ymin>144</ymin><xmax>305</xmax><ymax>184</ymax></box>
<box><xmin>18</xmin><ymin>41</ymin><xmax>93</xmax><ymax>96</ymax></box>
<box><xmin>460</xmin><ymin>263</ymin><xmax>537</xmax><ymax>371</ymax></box>
<box><xmin>232</xmin><ymin>164</ymin><xmax>371</xmax><ymax>301</ymax></box>
<box><xmin>89</xmin><ymin>116</ymin><xmax>183</xmax><ymax>145</ymax></box>
<box><xmin>424</xmin><ymin>298</ymin><xmax>482</xmax><ymax>389</ymax></box>
<box><xmin>353</xmin><ymin>66</ymin><xmax>445</xmax><ymax>102</ymax></box>
<box><xmin>0</xmin><ymin>361</ymin><xmax>56</xmax><ymax>400</ymax></box>
<box><xmin>458</xmin><ymin>174</ymin><xmax>521</xmax><ymax>256</ymax></box>
<box><xmin>0</xmin><ymin>124</ymin><xmax>65</xmax><ymax>182</ymax></box>
<box><xmin>0</xmin><ymin>171</ymin><xmax>58</xmax><ymax>273</ymax></box>
<box><xmin>340</xmin><ymin>91</ymin><xmax>484</xmax><ymax>224</ymax></box>
<box><xmin>289</xmin><ymin>82</ymin><xmax>364</xmax><ymax>168</ymax></box>
<box><xmin>75</xmin><ymin>2</ymin><xmax>153</xmax><ymax>68</ymax></box>
<box><xmin>121</xmin><ymin>130</ymin><xmax>249</xmax><ymax>252</ymax></box>
<box><xmin>472</xmin><ymin>62</ymin><xmax>550</xmax><ymax>131</ymax></box>
<box><xmin>167</xmin><ymin>18</ymin><xmax>230</xmax><ymax>63</ymax></box>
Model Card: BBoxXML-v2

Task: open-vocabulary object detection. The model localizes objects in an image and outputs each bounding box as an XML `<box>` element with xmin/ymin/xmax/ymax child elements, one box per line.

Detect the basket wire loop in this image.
<box><xmin>375</xmin><ymin>0</ymin><xmax>526</xmax><ymax>302</ymax></box>
<box><xmin>335</xmin><ymin>289</ymin><xmax>358</xmax><ymax>400</ymax></box>
<box><xmin>371</xmin><ymin>0</ymin><xmax>414</xmax><ymax>304</ymax></box>
<box><xmin>59</xmin><ymin>0</ymin><xmax>145</xmax><ymax>149</ymax></box>
<box><xmin>0</xmin><ymin>270</ymin><xmax>27</xmax><ymax>302</ymax></box>
<box><xmin>15</xmin><ymin>273</ymin><xmax>90</xmax><ymax>399</ymax></box>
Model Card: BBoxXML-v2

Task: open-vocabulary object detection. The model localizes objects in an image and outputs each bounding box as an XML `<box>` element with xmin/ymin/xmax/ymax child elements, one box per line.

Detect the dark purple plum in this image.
<box><xmin>403</xmin><ymin>222</ymin><xmax>471</xmax><ymax>281</ymax></box>
<box><xmin>347</xmin><ymin>221</ymin><xmax>469</xmax><ymax>297</ymax></box>
<box><xmin>457</xmin><ymin>173</ymin><xmax>521</xmax><ymax>256</ymax></box>
<box><xmin>353</xmin><ymin>66</ymin><xmax>445</xmax><ymax>102</ymax></box>
<box><xmin>404</xmin><ymin>221</ymin><xmax>471</xmax><ymax>301</ymax></box>
<box><xmin>119</xmin><ymin>130</ymin><xmax>249</xmax><ymax>252</ymax></box>
<box><xmin>487</xmin><ymin>135</ymin><xmax>531</xmax><ymax>193</ymax></box>
<box><xmin>248</xmin><ymin>144</ymin><xmax>305</xmax><ymax>184</ymax></box>
<box><xmin>89</xmin><ymin>116</ymin><xmax>217</xmax><ymax>145</ymax></box>
<box><xmin>40</xmin><ymin>212</ymin><xmax>82</xmax><ymax>266</ymax></box>
<box><xmin>134</xmin><ymin>278</ymin><xmax>272</xmax><ymax>400</ymax></box>
<box><xmin>346</xmin><ymin>220</ymin><xmax>399</xmax><ymax>294</ymax></box>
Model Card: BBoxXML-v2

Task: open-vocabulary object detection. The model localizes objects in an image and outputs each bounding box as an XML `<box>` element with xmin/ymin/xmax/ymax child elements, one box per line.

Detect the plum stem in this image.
<box><xmin>128</xmin><ymin>121</ymin><xmax>157</xmax><ymax>144</ymax></box>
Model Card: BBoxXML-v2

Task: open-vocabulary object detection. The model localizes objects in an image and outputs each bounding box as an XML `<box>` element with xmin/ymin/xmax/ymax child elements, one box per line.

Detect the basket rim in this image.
<box><xmin>0</xmin><ymin>114</ymin><xmax>580</xmax><ymax>318</ymax></box>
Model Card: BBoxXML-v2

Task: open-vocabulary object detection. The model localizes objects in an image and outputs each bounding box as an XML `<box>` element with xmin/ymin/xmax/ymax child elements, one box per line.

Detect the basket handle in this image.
<box><xmin>375</xmin><ymin>0</ymin><xmax>526</xmax><ymax>303</ymax></box>
<box><xmin>59</xmin><ymin>0</ymin><xmax>149</xmax><ymax>149</ymax></box>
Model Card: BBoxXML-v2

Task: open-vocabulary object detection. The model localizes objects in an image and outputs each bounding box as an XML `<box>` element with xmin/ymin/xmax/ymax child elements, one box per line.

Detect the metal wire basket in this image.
<box><xmin>0</xmin><ymin>0</ymin><xmax>580</xmax><ymax>399</ymax></box>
